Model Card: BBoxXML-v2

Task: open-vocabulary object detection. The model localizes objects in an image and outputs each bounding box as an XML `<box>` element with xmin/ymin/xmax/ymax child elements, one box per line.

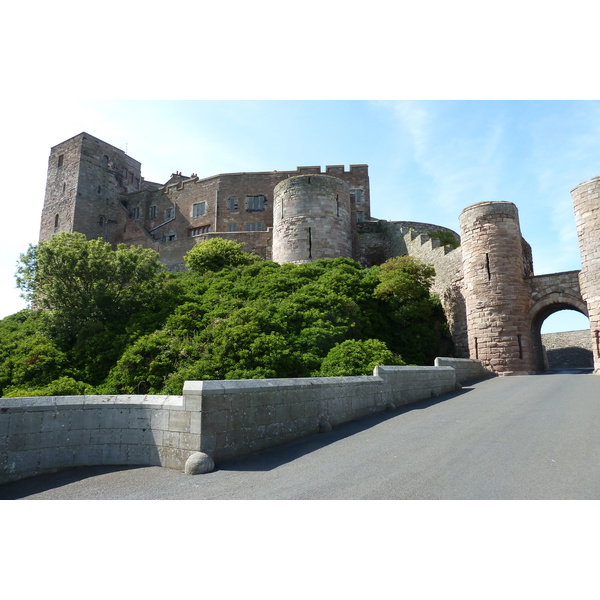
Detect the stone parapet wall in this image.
<box><xmin>184</xmin><ymin>366</ymin><xmax>456</xmax><ymax>462</ymax></box>
<box><xmin>434</xmin><ymin>357</ymin><xmax>495</xmax><ymax>383</ymax></box>
<box><xmin>1</xmin><ymin>365</ymin><xmax>458</xmax><ymax>483</ymax></box>
<box><xmin>0</xmin><ymin>394</ymin><xmax>192</xmax><ymax>485</ymax></box>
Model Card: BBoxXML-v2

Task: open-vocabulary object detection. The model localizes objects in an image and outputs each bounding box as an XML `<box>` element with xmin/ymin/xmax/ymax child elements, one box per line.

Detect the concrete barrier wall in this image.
<box><xmin>184</xmin><ymin>366</ymin><xmax>456</xmax><ymax>462</ymax></box>
<box><xmin>434</xmin><ymin>357</ymin><xmax>495</xmax><ymax>383</ymax></box>
<box><xmin>1</xmin><ymin>365</ymin><xmax>457</xmax><ymax>483</ymax></box>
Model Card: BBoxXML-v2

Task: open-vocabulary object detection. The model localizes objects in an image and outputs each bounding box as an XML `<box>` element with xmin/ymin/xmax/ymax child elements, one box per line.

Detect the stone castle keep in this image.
<box><xmin>40</xmin><ymin>132</ymin><xmax>600</xmax><ymax>375</ymax></box>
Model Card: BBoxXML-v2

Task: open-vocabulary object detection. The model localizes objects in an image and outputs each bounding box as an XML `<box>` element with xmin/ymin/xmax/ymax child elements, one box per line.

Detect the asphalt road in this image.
<box><xmin>3</xmin><ymin>372</ymin><xmax>600</xmax><ymax>500</ymax></box>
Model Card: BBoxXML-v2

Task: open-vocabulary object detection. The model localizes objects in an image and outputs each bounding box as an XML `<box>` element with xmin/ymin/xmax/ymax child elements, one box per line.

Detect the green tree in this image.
<box><xmin>317</xmin><ymin>338</ymin><xmax>405</xmax><ymax>377</ymax></box>
<box><xmin>184</xmin><ymin>238</ymin><xmax>261</xmax><ymax>274</ymax></box>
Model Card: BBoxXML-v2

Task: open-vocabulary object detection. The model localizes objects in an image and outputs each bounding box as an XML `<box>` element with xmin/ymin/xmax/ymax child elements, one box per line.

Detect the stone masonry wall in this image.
<box><xmin>1</xmin><ymin>364</ymin><xmax>460</xmax><ymax>483</ymax></box>
<box><xmin>272</xmin><ymin>175</ymin><xmax>352</xmax><ymax>263</ymax></box>
<box><xmin>459</xmin><ymin>202</ymin><xmax>534</xmax><ymax>375</ymax></box>
<box><xmin>541</xmin><ymin>330</ymin><xmax>593</xmax><ymax>369</ymax></box>
<box><xmin>572</xmin><ymin>177</ymin><xmax>600</xmax><ymax>372</ymax></box>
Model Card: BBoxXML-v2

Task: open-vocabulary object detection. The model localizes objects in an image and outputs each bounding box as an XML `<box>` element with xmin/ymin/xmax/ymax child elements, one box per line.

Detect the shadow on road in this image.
<box><xmin>216</xmin><ymin>386</ymin><xmax>474</xmax><ymax>473</ymax></box>
<box><xmin>0</xmin><ymin>386</ymin><xmax>476</xmax><ymax>497</ymax></box>
<box><xmin>0</xmin><ymin>465</ymin><xmax>143</xmax><ymax>500</ymax></box>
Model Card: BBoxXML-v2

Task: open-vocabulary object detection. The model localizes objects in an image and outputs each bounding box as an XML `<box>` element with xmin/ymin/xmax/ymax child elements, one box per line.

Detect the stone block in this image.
<box><xmin>8</xmin><ymin>411</ymin><xmax>43</xmax><ymax>435</ymax></box>
<box><xmin>168</xmin><ymin>410</ymin><xmax>191</xmax><ymax>433</ymax></box>
<box><xmin>101</xmin><ymin>444</ymin><xmax>128</xmax><ymax>465</ymax></box>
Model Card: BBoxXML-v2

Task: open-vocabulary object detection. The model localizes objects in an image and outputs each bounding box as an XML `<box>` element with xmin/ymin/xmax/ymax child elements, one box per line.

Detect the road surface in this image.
<box><xmin>2</xmin><ymin>373</ymin><xmax>600</xmax><ymax>499</ymax></box>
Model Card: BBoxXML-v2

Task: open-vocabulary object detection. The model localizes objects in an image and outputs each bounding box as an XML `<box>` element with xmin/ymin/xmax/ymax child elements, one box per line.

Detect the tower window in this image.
<box><xmin>350</xmin><ymin>189</ymin><xmax>363</xmax><ymax>203</ymax></box>
<box><xmin>57</xmin><ymin>154</ymin><xmax>64</xmax><ymax>168</ymax></box>
<box><xmin>62</xmin><ymin>182</ymin><xmax>66</xmax><ymax>193</ymax></box>
<box><xmin>246</xmin><ymin>195</ymin><xmax>266</xmax><ymax>211</ymax></box>
<box><xmin>97</xmin><ymin>185</ymin><xmax>102</xmax><ymax>194</ymax></box>
<box><xmin>98</xmin><ymin>215</ymin><xmax>105</xmax><ymax>226</ymax></box>
<box><xmin>54</xmin><ymin>214</ymin><xmax>59</xmax><ymax>228</ymax></box>
<box><xmin>102</xmin><ymin>155</ymin><xmax>109</xmax><ymax>168</ymax></box>
<box><xmin>149</xmin><ymin>205</ymin><xmax>157</xmax><ymax>220</ymax></box>
<box><xmin>192</xmin><ymin>202</ymin><xmax>206</xmax><ymax>218</ymax></box>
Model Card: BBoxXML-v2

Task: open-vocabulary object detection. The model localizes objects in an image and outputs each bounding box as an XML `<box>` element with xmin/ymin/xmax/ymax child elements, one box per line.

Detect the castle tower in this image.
<box><xmin>272</xmin><ymin>174</ymin><xmax>352</xmax><ymax>264</ymax></box>
<box><xmin>572</xmin><ymin>177</ymin><xmax>600</xmax><ymax>373</ymax></box>
<box><xmin>459</xmin><ymin>201</ymin><xmax>534</xmax><ymax>375</ymax></box>
<box><xmin>39</xmin><ymin>133</ymin><xmax>142</xmax><ymax>245</ymax></box>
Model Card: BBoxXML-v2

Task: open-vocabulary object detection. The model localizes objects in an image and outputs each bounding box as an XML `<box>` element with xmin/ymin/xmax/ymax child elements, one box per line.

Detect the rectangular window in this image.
<box><xmin>192</xmin><ymin>202</ymin><xmax>206</xmax><ymax>218</ymax></box>
<box><xmin>123</xmin><ymin>168</ymin><xmax>128</xmax><ymax>178</ymax></box>
<box><xmin>135</xmin><ymin>178</ymin><xmax>140</xmax><ymax>190</ymax></box>
<box><xmin>356</xmin><ymin>211</ymin><xmax>364</xmax><ymax>222</ymax></box>
<box><xmin>57</xmin><ymin>154</ymin><xmax>64</xmax><ymax>168</ymax></box>
<box><xmin>131</xmin><ymin>207</ymin><xmax>140</xmax><ymax>220</ymax></box>
<box><xmin>246</xmin><ymin>195</ymin><xmax>266</xmax><ymax>211</ymax></box>
<box><xmin>350</xmin><ymin>190</ymin><xmax>363</xmax><ymax>203</ymax></box>
<box><xmin>227</xmin><ymin>224</ymin><xmax>237</xmax><ymax>232</ymax></box>
<box><xmin>165</xmin><ymin>208</ymin><xmax>173</xmax><ymax>220</ymax></box>
<box><xmin>149</xmin><ymin>205</ymin><xmax>157</xmax><ymax>220</ymax></box>
<box><xmin>246</xmin><ymin>223</ymin><xmax>263</xmax><ymax>231</ymax></box>
<box><xmin>228</xmin><ymin>198</ymin><xmax>238</xmax><ymax>211</ymax></box>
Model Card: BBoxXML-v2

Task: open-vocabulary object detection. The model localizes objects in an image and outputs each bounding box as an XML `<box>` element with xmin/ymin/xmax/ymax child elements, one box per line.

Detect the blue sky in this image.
<box><xmin>1</xmin><ymin>99</ymin><xmax>598</xmax><ymax>332</ymax></box>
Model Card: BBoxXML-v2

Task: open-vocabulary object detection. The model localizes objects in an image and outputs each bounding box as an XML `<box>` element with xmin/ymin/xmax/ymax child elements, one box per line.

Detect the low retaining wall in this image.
<box><xmin>1</xmin><ymin>364</ymin><xmax>459</xmax><ymax>484</ymax></box>
<box><xmin>434</xmin><ymin>357</ymin><xmax>495</xmax><ymax>383</ymax></box>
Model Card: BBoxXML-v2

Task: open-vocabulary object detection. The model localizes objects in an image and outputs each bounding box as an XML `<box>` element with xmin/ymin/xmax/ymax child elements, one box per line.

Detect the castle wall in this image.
<box><xmin>572</xmin><ymin>177</ymin><xmax>600</xmax><ymax>372</ymax></box>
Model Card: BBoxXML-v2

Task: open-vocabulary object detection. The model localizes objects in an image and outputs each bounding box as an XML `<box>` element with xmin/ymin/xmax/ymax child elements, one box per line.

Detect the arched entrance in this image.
<box><xmin>529</xmin><ymin>295</ymin><xmax>590</xmax><ymax>373</ymax></box>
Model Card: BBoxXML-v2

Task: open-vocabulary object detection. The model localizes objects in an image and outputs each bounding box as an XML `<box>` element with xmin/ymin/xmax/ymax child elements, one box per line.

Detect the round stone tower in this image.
<box><xmin>571</xmin><ymin>177</ymin><xmax>600</xmax><ymax>373</ymax></box>
<box><xmin>272</xmin><ymin>174</ymin><xmax>352</xmax><ymax>264</ymax></box>
<box><xmin>459</xmin><ymin>201</ymin><xmax>534</xmax><ymax>375</ymax></box>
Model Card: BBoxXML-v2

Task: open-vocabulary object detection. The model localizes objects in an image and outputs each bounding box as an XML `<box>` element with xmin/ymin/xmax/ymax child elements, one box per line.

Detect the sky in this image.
<box><xmin>2</xmin><ymin>99</ymin><xmax>599</xmax><ymax>333</ymax></box>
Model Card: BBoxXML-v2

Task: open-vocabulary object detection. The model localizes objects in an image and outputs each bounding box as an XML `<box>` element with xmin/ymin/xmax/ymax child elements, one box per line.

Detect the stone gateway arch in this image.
<box><xmin>457</xmin><ymin>176</ymin><xmax>600</xmax><ymax>375</ymax></box>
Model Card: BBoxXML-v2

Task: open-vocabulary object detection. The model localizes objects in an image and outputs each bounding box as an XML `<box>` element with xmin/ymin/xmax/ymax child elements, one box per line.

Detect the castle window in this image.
<box><xmin>192</xmin><ymin>202</ymin><xmax>206</xmax><ymax>218</ymax></box>
<box><xmin>97</xmin><ymin>185</ymin><xmax>102</xmax><ymax>194</ymax></box>
<box><xmin>102</xmin><ymin>155</ymin><xmax>109</xmax><ymax>168</ymax></box>
<box><xmin>129</xmin><ymin>173</ymin><xmax>134</xmax><ymax>184</ymax></box>
<box><xmin>54</xmin><ymin>214</ymin><xmax>59</xmax><ymax>228</ymax></box>
<box><xmin>131</xmin><ymin>207</ymin><xmax>140</xmax><ymax>220</ymax></box>
<box><xmin>189</xmin><ymin>225</ymin><xmax>211</xmax><ymax>236</ymax></box>
<box><xmin>135</xmin><ymin>178</ymin><xmax>140</xmax><ymax>190</ymax></box>
<box><xmin>149</xmin><ymin>205</ymin><xmax>157</xmax><ymax>220</ymax></box>
<box><xmin>227</xmin><ymin>224</ymin><xmax>237</xmax><ymax>232</ymax></box>
<box><xmin>123</xmin><ymin>168</ymin><xmax>128</xmax><ymax>178</ymax></box>
<box><xmin>228</xmin><ymin>198</ymin><xmax>238</xmax><ymax>211</ymax></box>
<box><xmin>246</xmin><ymin>195</ymin><xmax>266</xmax><ymax>211</ymax></box>
<box><xmin>165</xmin><ymin>207</ymin><xmax>173</xmax><ymax>219</ymax></box>
<box><xmin>166</xmin><ymin>233</ymin><xmax>176</xmax><ymax>241</ymax></box>
<box><xmin>246</xmin><ymin>223</ymin><xmax>263</xmax><ymax>231</ymax></box>
<box><xmin>350</xmin><ymin>189</ymin><xmax>363</xmax><ymax>203</ymax></box>
<box><xmin>62</xmin><ymin>182</ymin><xmax>66</xmax><ymax>193</ymax></box>
<box><xmin>57</xmin><ymin>154</ymin><xmax>64</xmax><ymax>168</ymax></box>
<box><xmin>98</xmin><ymin>215</ymin><xmax>105</xmax><ymax>226</ymax></box>
<box><xmin>357</xmin><ymin>211</ymin><xmax>365</xmax><ymax>222</ymax></box>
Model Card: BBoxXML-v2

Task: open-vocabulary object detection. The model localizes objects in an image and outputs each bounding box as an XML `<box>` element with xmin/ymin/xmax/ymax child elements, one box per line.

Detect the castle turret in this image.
<box><xmin>572</xmin><ymin>177</ymin><xmax>600</xmax><ymax>373</ymax></box>
<box><xmin>272</xmin><ymin>174</ymin><xmax>352</xmax><ymax>264</ymax></box>
<box><xmin>459</xmin><ymin>201</ymin><xmax>534</xmax><ymax>375</ymax></box>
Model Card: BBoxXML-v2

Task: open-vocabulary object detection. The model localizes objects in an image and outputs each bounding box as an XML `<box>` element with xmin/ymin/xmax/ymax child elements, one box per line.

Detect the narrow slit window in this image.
<box><xmin>517</xmin><ymin>334</ymin><xmax>523</xmax><ymax>359</ymax></box>
<box><xmin>485</xmin><ymin>253</ymin><xmax>491</xmax><ymax>280</ymax></box>
<box><xmin>474</xmin><ymin>337</ymin><xmax>479</xmax><ymax>360</ymax></box>
<box><xmin>308</xmin><ymin>227</ymin><xmax>312</xmax><ymax>259</ymax></box>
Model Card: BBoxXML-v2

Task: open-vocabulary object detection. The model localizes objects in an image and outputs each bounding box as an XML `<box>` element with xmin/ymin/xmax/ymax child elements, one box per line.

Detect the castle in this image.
<box><xmin>40</xmin><ymin>132</ymin><xmax>600</xmax><ymax>375</ymax></box>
